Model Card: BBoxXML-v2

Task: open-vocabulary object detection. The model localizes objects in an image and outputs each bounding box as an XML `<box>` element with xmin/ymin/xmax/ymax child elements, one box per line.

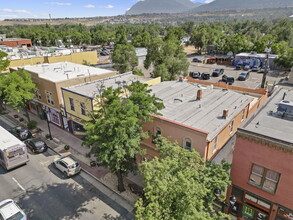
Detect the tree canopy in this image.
<box><xmin>0</xmin><ymin>70</ymin><xmax>36</xmax><ymax>120</ymax></box>
<box><xmin>0</xmin><ymin>51</ymin><xmax>10</xmax><ymax>72</ymax></box>
<box><xmin>145</xmin><ymin>33</ymin><xmax>189</xmax><ymax>81</ymax></box>
<box><xmin>83</xmin><ymin>81</ymin><xmax>164</xmax><ymax>192</ymax></box>
<box><xmin>112</xmin><ymin>44</ymin><xmax>138</xmax><ymax>74</ymax></box>
<box><xmin>135</xmin><ymin>137</ymin><xmax>231</xmax><ymax>220</ymax></box>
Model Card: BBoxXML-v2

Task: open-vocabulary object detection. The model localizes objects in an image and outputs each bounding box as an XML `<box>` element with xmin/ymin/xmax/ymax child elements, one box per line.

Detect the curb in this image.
<box><xmin>46</xmin><ymin>142</ymin><xmax>135</xmax><ymax>210</ymax></box>
<box><xmin>3</xmin><ymin>113</ymin><xmax>135</xmax><ymax>212</ymax></box>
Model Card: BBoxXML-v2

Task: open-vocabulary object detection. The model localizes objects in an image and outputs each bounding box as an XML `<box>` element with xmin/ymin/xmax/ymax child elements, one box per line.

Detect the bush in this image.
<box><xmin>64</xmin><ymin>145</ymin><xmax>70</xmax><ymax>150</ymax></box>
<box><xmin>27</xmin><ymin>120</ymin><xmax>38</xmax><ymax>130</ymax></box>
<box><xmin>133</xmin><ymin>69</ymin><xmax>144</xmax><ymax>76</ymax></box>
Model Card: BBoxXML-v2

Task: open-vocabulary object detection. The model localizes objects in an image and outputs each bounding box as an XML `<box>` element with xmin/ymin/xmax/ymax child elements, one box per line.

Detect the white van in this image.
<box><xmin>0</xmin><ymin>126</ymin><xmax>29</xmax><ymax>170</ymax></box>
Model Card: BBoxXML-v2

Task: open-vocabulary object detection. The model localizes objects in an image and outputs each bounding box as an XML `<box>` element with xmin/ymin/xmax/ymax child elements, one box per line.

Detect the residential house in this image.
<box><xmin>10</xmin><ymin>62</ymin><xmax>116</xmax><ymax>129</ymax></box>
<box><xmin>229</xmin><ymin>88</ymin><xmax>293</xmax><ymax>220</ymax></box>
<box><xmin>61</xmin><ymin>72</ymin><xmax>161</xmax><ymax>135</ymax></box>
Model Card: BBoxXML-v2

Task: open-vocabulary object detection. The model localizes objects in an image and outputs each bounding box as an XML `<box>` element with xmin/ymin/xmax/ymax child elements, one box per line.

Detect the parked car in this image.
<box><xmin>238</xmin><ymin>72</ymin><xmax>250</xmax><ymax>81</ymax></box>
<box><xmin>201</xmin><ymin>72</ymin><xmax>210</xmax><ymax>80</ymax></box>
<box><xmin>192</xmin><ymin>58</ymin><xmax>203</xmax><ymax>63</ymax></box>
<box><xmin>222</xmin><ymin>75</ymin><xmax>235</xmax><ymax>85</ymax></box>
<box><xmin>25</xmin><ymin>138</ymin><xmax>48</xmax><ymax>153</ymax></box>
<box><xmin>99</xmin><ymin>51</ymin><xmax>109</xmax><ymax>56</ymax></box>
<box><xmin>0</xmin><ymin>199</ymin><xmax>27</xmax><ymax>220</ymax></box>
<box><xmin>243</xmin><ymin>65</ymin><xmax>250</xmax><ymax>70</ymax></box>
<box><xmin>189</xmin><ymin>71</ymin><xmax>201</xmax><ymax>78</ymax></box>
<box><xmin>251</xmin><ymin>66</ymin><xmax>260</xmax><ymax>72</ymax></box>
<box><xmin>10</xmin><ymin>126</ymin><xmax>32</xmax><ymax>141</ymax></box>
<box><xmin>212</xmin><ymin>69</ymin><xmax>224</xmax><ymax>77</ymax></box>
<box><xmin>235</xmin><ymin>65</ymin><xmax>242</xmax><ymax>70</ymax></box>
<box><xmin>53</xmin><ymin>156</ymin><xmax>81</xmax><ymax>178</ymax></box>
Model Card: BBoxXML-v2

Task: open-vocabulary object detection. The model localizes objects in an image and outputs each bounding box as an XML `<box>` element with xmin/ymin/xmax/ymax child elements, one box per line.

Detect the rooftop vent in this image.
<box><xmin>222</xmin><ymin>109</ymin><xmax>229</xmax><ymax>119</ymax></box>
<box><xmin>197</xmin><ymin>89</ymin><xmax>202</xmax><ymax>100</ymax></box>
<box><xmin>277</xmin><ymin>100</ymin><xmax>293</xmax><ymax>116</ymax></box>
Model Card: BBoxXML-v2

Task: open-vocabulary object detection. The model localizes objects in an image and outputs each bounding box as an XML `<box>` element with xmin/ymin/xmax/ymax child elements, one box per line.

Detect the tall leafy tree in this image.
<box><xmin>112</xmin><ymin>44</ymin><xmax>138</xmax><ymax>74</ymax></box>
<box><xmin>2</xmin><ymin>70</ymin><xmax>36</xmax><ymax>121</ymax></box>
<box><xmin>145</xmin><ymin>35</ymin><xmax>189</xmax><ymax>81</ymax></box>
<box><xmin>0</xmin><ymin>51</ymin><xmax>10</xmax><ymax>111</ymax></box>
<box><xmin>0</xmin><ymin>51</ymin><xmax>10</xmax><ymax>72</ymax></box>
<box><xmin>83</xmin><ymin>81</ymin><xmax>164</xmax><ymax>192</ymax></box>
<box><xmin>135</xmin><ymin>137</ymin><xmax>231</xmax><ymax>220</ymax></box>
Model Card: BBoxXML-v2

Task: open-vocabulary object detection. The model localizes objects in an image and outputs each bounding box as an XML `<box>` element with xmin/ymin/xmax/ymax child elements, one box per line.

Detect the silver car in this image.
<box><xmin>53</xmin><ymin>155</ymin><xmax>81</xmax><ymax>178</ymax></box>
<box><xmin>0</xmin><ymin>199</ymin><xmax>26</xmax><ymax>220</ymax></box>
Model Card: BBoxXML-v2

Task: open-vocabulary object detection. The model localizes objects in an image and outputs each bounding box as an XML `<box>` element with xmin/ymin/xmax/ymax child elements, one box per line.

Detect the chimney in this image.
<box><xmin>223</xmin><ymin>109</ymin><xmax>229</xmax><ymax>119</ymax></box>
<box><xmin>197</xmin><ymin>89</ymin><xmax>202</xmax><ymax>100</ymax></box>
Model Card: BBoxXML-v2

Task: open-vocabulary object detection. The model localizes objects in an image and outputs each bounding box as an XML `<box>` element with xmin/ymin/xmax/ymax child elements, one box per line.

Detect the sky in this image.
<box><xmin>0</xmin><ymin>0</ymin><xmax>213</xmax><ymax>20</ymax></box>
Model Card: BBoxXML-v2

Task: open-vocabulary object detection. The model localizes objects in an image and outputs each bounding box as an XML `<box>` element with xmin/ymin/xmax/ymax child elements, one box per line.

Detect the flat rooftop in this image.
<box><xmin>0</xmin><ymin>38</ymin><xmax>30</xmax><ymax>41</ymax></box>
<box><xmin>11</xmin><ymin>62</ymin><xmax>114</xmax><ymax>83</ymax></box>
<box><xmin>236</xmin><ymin>52</ymin><xmax>278</xmax><ymax>59</ymax></box>
<box><xmin>0</xmin><ymin>126</ymin><xmax>24</xmax><ymax>151</ymax></box>
<box><xmin>64</xmin><ymin>72</ymin><xmax>150</xmax><ymax>98</ymax></box>
<box><xmin>241</xmin><ymin>88</ymin><xmax>293</xmax><ymax>144</ymax></box>
<box><xmin>150</xmin><ymin>81</ymin><xmax>254</xmax><ymax>141</ymax></box>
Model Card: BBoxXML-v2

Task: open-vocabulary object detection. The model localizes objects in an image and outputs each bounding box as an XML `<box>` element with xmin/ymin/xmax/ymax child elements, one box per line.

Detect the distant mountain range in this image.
<box><xmin>126</xmin><ymin>0</ymin><xmax>203</xmax><ymax>15</ymax></box>
<box><xmin>126</xmin><ymin>0</ymin><xmax>293</xmax><ymax>15</ymax></box>
<box><xmin>190</xmin><ymin>0</ymin><xmax>293</xmax><ymax>13</ymax></box>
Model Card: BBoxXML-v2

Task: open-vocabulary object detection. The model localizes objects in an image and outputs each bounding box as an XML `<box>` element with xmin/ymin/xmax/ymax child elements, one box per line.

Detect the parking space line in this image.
<box><xmin>12</xmin><ymin>177</ymin><xmax>26</xmax><ymax>192</ymax></box>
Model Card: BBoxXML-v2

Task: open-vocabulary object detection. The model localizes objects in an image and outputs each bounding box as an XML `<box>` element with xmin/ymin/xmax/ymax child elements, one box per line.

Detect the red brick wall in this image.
<box><xmin>0</xmin><ymin>39</ymin><xmax>32</xmax><ymax>47</ymax></box>
<box><xmin>231</xmin><ymin>136</ymin><xmax>293</xmax><ymax>210</ymax></box>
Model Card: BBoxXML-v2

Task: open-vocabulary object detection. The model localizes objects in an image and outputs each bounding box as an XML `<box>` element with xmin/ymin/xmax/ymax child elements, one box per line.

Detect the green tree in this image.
<box><xmin>135</xmin><ymin>137</ymin><xmax>231</xmax><ymax>220</ymax></box>
<box><xmin>275</xmin><ymin>47</ymin><xmax>293</xmax><ymax>70</ymax></box>
<box><xmin>112</xmin><ymin>44</ymin><xmax>138</xmax><ymax>73</ymax></box>
<box><xmin>83</xmin><ymin>82</ymin><xmax>164</xmax><ymax>192</ymax></box>
<box><xmin>145</xmin><ymin>36</ymin><xmax>189</xmax><ymax>81</ymax></box>
<box><xmin>132</xmin><ymin>32</ymin><xmax>152</xmax><ymax>48</ymax></box>
<box><xmin>1</xmin><ymin>70</ymin><xmax>36</xmax><ymax>121</ymax></box>
<box><xmin>0</xmin><ymin>51</ymin><xmax>10</xmax><ymax>72</ymax></box>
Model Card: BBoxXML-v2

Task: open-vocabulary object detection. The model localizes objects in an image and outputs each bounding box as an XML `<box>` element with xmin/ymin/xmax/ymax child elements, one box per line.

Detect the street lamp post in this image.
<box><xmin>42</xmin><ymin>106</ymin><xmax>52</xmax><ymax>140</ymax></box>
<box><xmin>261</xmin><ymin>45</ymin><xmax>272</xmax><ymax>88</ymax></box>
<box><xmin>213</xmin><ymin>189</ymin><xmax>237</xmax><ymax>213</ymax></box>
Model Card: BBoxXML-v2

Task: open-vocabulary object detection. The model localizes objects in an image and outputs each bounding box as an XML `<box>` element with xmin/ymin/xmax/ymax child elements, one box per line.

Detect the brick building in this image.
<box><xmin>230</xmin><ymin>88</ymin><xmax>293</xmax><ymax>220</ymax></box>
<box><xmin>0</xmin><ymin>38</ymin><xmax>32</xmax><ymax>48</ymax></box>
<box><xmin>141</xmin><ymin>79</ymin><xmax>268</xmax><ymax>161</ymax></box>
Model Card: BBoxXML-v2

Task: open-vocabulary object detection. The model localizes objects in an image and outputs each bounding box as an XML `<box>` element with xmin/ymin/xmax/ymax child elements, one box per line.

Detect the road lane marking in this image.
<box><xmin>12</xmin><ymin>177</ymin><xmax>26</xmax><ymax>192</ymax></box>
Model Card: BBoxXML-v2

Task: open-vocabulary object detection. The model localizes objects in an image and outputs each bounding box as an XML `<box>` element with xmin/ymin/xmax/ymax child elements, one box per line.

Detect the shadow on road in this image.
<box><xmin>15</xmin><ymin>165</ymin><xmax>134</xmax><ymax>220</ymax></box>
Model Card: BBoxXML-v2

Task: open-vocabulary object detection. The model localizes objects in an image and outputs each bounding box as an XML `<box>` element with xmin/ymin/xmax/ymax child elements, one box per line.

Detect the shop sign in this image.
<box><xmin>243</xmin><ymin>205</ymin><xmax>255</xmax><ymax>218</ymax></box>
<box><xmin>242</xmin><ymin>205</ymin><xmax>268</xmax><ymax>220</ymax></box>
<box><xmin>278</xmin><ymin>208</ymin><xmax>293</xmax><ymax>220</ymax></box>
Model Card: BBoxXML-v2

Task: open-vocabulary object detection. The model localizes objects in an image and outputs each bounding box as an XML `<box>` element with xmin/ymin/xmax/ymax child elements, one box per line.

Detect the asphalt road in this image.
<box><xmin>0</xmin><ymin>118</ymin><xmax>133</xmax><ymax>220</ymax></box>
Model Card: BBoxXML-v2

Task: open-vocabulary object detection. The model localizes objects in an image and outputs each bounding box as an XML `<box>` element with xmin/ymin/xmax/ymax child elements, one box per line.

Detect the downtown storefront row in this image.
<box><xmin>228</xmin><ymin>186</ymin><xmax>293</xmax><ymax>220</ymax></box>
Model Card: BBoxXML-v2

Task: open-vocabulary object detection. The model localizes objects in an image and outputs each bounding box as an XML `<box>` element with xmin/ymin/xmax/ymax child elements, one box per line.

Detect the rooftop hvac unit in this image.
<box><xmin>277</xmin><ymin>100</ymin><xmax>293</xmax><ymax>116</ymax></box>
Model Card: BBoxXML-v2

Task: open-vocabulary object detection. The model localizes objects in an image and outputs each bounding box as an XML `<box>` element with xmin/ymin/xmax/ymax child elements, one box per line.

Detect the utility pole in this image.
<box><xmin>261</xmin><ymin>47</ymin><xmax>271</xmax><ymax>89</ymax></box>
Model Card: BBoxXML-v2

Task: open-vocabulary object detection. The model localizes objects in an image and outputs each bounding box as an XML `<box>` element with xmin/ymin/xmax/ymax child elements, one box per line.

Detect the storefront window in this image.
<box><xmin>72</xmin><ymin>121</ymin><xmax>85</xmax><ymax>133</ymax></box>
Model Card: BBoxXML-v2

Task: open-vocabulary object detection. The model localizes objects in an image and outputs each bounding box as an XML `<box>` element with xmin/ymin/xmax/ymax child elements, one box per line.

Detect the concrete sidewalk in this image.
<box><xmin>3</xmin><ymin>106</ymin><xmax>144</xmax><ymax>215</ymax></box>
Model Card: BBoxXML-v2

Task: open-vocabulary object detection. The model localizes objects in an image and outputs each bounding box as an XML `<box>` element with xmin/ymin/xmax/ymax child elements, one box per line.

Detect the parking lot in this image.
<box><xmin>187</xmin><ymin>55</ymin><xmax>284</xmax><ymax>89</ymax></box>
